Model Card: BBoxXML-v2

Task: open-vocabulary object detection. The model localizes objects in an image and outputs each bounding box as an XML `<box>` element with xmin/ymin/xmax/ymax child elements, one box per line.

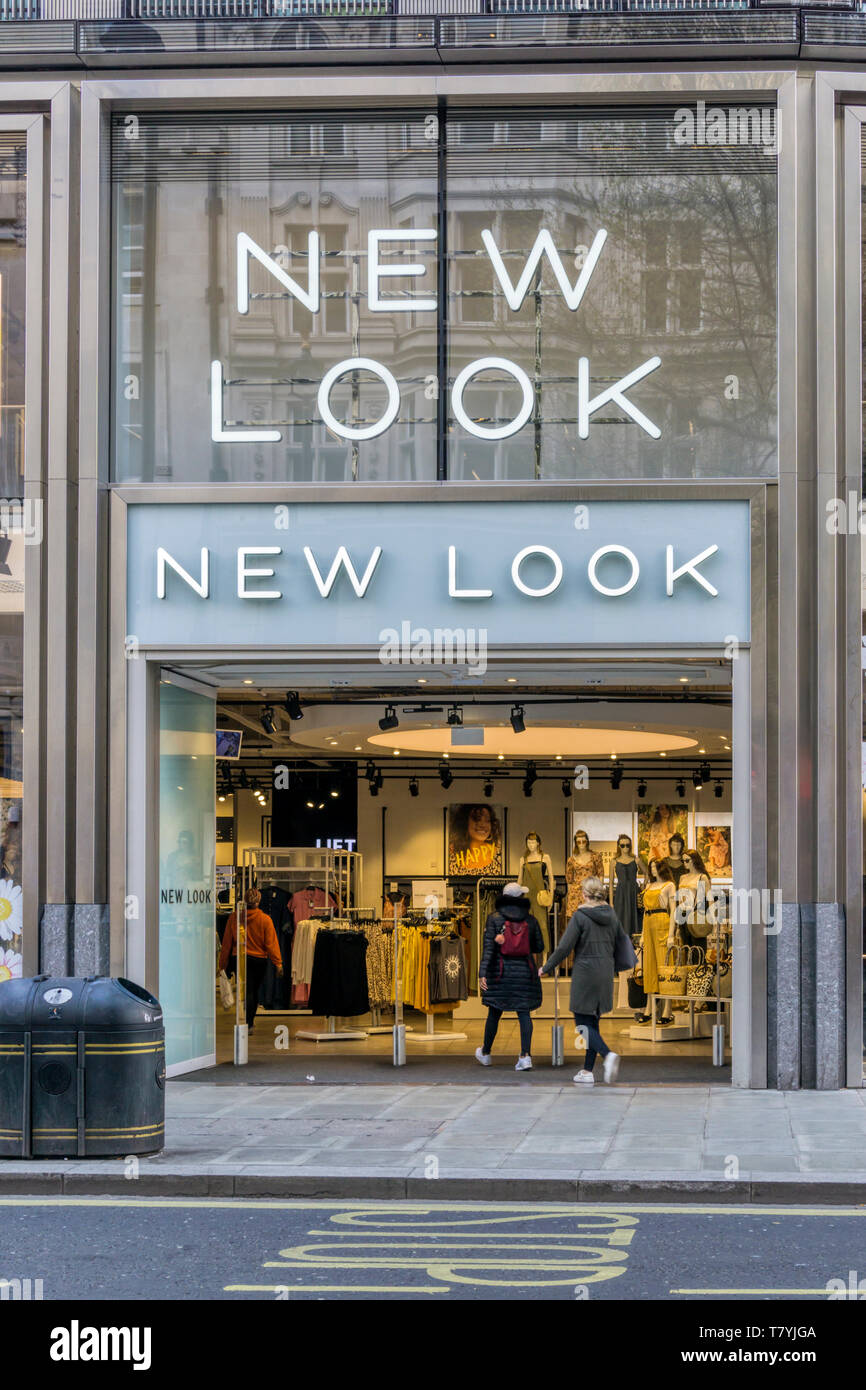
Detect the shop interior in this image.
<box><xmin>175</xmin><ymin>659</ymin><xmax>735</xmax><ymax>1080</ymax></box>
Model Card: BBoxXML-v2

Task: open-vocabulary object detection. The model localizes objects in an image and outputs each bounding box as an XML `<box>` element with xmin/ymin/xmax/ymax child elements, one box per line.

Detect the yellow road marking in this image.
<box><xmin>0</xmin><ymin>1198</ymin><xmax>861</xmax><ymax>1216</ymax></box>
<box><xmin>224</xmin><ymin>1284</ymin><xmax>449</xmax><ymax>1294</ymax></box>
<box><xmin>672</xmin><ymin>1288</ymin><xmax>850</xmax><ymax>1296</ymax></box>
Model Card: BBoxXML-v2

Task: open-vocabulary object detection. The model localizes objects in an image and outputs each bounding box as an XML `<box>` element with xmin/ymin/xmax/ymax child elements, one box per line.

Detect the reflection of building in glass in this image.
<box><xmin>113</xmin><ymin>109</ymin><xmax>776</xmax><ymax>485</ymax></box>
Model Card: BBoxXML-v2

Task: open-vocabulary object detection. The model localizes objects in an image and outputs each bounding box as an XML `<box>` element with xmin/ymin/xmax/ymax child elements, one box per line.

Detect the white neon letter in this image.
<box><xmin>666</xmin><ymin>544</ymin><xmax>719</xmax><ymax>597</ymax></box>
<box><xmin>367</xmin><ymin>229</ymin><xmax>437</xmax><ymax>313</ymax></box>
<box><xmin>211</xmin><ymin>361</ymin><xmax>281</xmax><ymax>444</ymax></box>
<box><xmin>238</xmin><ymin>547</ymin><xmax>282</xmax><ymax>600</ymax></box>
<box><xmin>481</xmin><ymin>227</ymin><xmax>607</xmax><ymax>312</ymax></box>
<box><xmin>578</xmin><ymin>356</ymin><xmax>662</xmax><ymax>440</ymax></box>
<box><xmin>303</xmin><ymin>545</ymin><xmax>383</xmax><ymax>598</ymax></box>
<box><xmin>451</xmin><ymin>357</ymin><xmax>533</xmax><ymax>441</ymax></box>
<box><xmin>157</xmin><ymin>547</ymin><xmax>209</xmax><ymax>600</ymax></box>
<box><xmin>317</xmin><ymin>358</ymin><xmax>400</xmax><ymax>441</ymax></box>
<box><xmin>448</xmin><ymin>546</ymin><xmax>493</xmax><ymax>599</ymax></box>
<box><xmin>237</xmin><ymin>230</ymin><xmax>320</xmax><ymax>315</ymax></box>
<box><xmin>511</xmin><ymin>545</ymin><xmax>563</xmax><ymax>598</ymax></box>
<box><xmin>588</xmin><ymin>545</ymin><xmax>640</xmax><ymax>597</ymax></box>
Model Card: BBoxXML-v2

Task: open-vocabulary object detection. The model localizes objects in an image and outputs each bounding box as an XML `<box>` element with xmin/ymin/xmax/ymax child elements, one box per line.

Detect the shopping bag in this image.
<box><xmin>219</xmin><ymin>969</ymin><xmax>235</xmax><ymax>1010</ymax></box>
<box><xmin>657</xmin><ymin>945</ymin><xmax>687</xmax><ymax>997</ymax></box>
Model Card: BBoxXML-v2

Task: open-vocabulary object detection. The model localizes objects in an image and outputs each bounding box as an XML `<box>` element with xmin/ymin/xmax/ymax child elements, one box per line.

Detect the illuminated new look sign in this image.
<box><xmin>127</xmin><ymin>500</ymin><xmax>751</xmax><ymax>649</ymax></box>
<box><xmin>211</xmin><ymin>228</ymin><xmax>661</xmax><ymax>445</ymax></box>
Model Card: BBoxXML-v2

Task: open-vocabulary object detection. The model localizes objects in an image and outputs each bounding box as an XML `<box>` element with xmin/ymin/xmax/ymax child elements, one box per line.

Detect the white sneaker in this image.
<box><xmin>475</xmin><ymin>1047</ymin><xmax>492</xmax><ymax>1067</ymax></box>
<box><xmin>515</xmin><ymin>1056</ymin><xmax>532</xmax><ymax>1071</ymax></box>
<box><xmin>573</xmin><ymin>1070</ymin><xmax>595</xmax><ymax>1086</ymax></box>
<box><xmin>603</xmin><ymin>1052</ymin><xmax>621</xmax><ymax>1085</ymax></box>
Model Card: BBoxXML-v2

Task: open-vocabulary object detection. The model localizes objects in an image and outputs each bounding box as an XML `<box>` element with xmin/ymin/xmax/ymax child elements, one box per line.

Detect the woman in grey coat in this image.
<box><xmin>539</xmin><ymin>876</ymin><xmax>623</xmax><ymax>1086</ymax></box>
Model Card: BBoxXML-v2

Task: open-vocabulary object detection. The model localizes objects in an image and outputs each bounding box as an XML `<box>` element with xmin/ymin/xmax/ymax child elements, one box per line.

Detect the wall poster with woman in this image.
<box><xmin>696</xmin><ymin>825</ymin><xmax>733</xmax><ymax>878</ymax></box>
<box><xmin>637</xmin><ymin>803</ymin><xmax>690</xmax><ymax>867</ymax></box>
<box><xmin>447</xmin><ymin>804</ymin><xmax>504</xmax><ymax>876</ymax></box>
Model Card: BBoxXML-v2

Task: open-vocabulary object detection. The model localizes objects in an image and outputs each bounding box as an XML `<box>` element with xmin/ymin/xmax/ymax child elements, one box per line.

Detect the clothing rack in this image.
<box><xmin>295</xmin><ymin>918</ymin><xmax>370</xmax><ymax>1042</ymax></box>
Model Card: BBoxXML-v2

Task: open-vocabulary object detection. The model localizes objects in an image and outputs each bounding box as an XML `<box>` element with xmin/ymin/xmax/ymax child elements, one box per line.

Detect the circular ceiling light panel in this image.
<box><xmin>368</xmin><ymin>727</ymin><xmax>698</xmax><ymax>757</ymax></box>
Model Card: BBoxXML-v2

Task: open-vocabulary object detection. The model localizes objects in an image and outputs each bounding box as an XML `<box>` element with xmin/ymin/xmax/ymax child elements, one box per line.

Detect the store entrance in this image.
<box><xmin>161</xmin><ymin>658</ymin><xmax>736</xmax><ymax>1083</ymax></box>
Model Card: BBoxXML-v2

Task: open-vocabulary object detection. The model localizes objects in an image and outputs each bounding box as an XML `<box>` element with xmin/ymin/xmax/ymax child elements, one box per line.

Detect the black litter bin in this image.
<box><xmin>0</xmin><ymin>975</ymin><xmax>165</xmax><ymax>1158</ymax></box>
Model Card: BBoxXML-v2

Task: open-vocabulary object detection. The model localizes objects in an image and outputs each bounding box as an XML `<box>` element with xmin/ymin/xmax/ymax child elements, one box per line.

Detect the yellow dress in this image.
<box><xmin>641</xmin><ymin>884</ymin><xmax>672</xmax><ymax>994</ymax></box>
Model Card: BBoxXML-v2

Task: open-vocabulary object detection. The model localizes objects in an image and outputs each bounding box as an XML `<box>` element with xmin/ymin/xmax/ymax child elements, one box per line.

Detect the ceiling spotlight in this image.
<box><xmin>483</xmin><ymin>778</ymin><xmax>494</xmax><ymax>798</ymax></box>
<box><xmin>284</xmin><ymin>692</ymin><xmax>303</xmax><ymax>721</ymax></box>
<box><xmin>375</xmin><ymin>769</ymin><xmax>384</xmax><ymax>790</ymax></box>
<box><xmin>409</xmin><ymin>777</ymin><xmax>420</xmax><ymax>798</ymax></box>
<box><xmin>561</xmin><ymin>779</ymin><xmax>571</xmax><ymax>799</ymax></box>
<box><xmin>692</xmin><ymin>769</ymin><xmax>703</xmax><ymax>790</ymax></box>
<box><xmin>610</xmin><ymin>766</ymin><xmax>623</xmax><ymax>791</ymax></box>
<box><xmin>438</xmin><ymin>761</ymin><xmax>453</xmax><ymax>790</ymax></box>
<box><xmin>522</xmin><ymin>778</ymin><xmax>534</xmax><ymax>797</ymax></box>
<box><xmin>700</xmin><ymin>761</ymin><xmax>712</xmax><ymax>784</ymax></box>
<box><xmin>714</xmin><ymin>780</ymin><xmax>724</xmax><ymax>799</ymax></box>
<box><xmin>365</xmin><ymin>760</ymin><xmax>376</xmax><ymax>782</ymax></box>
<box><xmin>330</xmin><ymin>790</ymin><xmax>339</xmax><ymax>799</ymax></box>
<box><xmin>524</xmin><ymin>761</ymin><xmax>537</xmax><ymax>787</ymax></box>
<box><xmin>676</xmin><ymin>779</ymin><xmax>686</xmax><ymax>798</ymax></box>
<box><xmin>637</xmin><ymin>779</ymin><xmax>647</xmax><ymax>798</ymax></box>
<box><xmin>379</xmin><ymin>705</ymin><xmax>399</xmax><ymax>732</ymax></box>
<box><xmin>218</xmin><ymin>792</ymin><xmax>226</xmax><ymax>802</ymax></box>
<box><xmin>446</xmin><ymin>704</ymin><xmax>463</xmax><ymax>727</ymax></box>
<box><xmin>510</xmin><ymin>704</ymin><xmax>526</xmax><ymax>734</ymax></box>
<box><xmin>260</xmin><ymin>704</ymin><xmax>276</xmax><ymax>735</ymax></box>
<box><xmin>369</xmin><ymin>780</ymin><xmax>379</xmax><ymax>797</ymax></box>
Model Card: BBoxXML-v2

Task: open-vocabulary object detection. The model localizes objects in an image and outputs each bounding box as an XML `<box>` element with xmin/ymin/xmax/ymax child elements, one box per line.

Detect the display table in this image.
<box><xmin>628</xmin><ymin>993</ymin><xmax>731</xmax><ymax>1044</ymax></box>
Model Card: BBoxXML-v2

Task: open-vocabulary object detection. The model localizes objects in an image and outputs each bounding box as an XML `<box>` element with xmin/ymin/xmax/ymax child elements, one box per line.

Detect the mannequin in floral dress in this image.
<box><xmin>565</xmin><ymin>830</ymin><xmax>605</xmax><ymax>921</ymax></box>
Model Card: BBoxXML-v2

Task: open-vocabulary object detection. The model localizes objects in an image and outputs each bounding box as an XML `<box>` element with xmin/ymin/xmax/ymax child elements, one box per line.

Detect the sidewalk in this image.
<box><xmin>1</xmin><ymin>1082</ymin><xmax>866</xmax><ymax>1202</ymax></box>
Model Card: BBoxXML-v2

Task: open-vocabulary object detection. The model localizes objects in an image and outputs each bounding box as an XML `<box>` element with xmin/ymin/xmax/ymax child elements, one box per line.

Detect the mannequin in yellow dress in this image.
<box><xmin>641</xmin><ymin>858</ymin><xmax>678</xmax><ymax>1025</ymax></box>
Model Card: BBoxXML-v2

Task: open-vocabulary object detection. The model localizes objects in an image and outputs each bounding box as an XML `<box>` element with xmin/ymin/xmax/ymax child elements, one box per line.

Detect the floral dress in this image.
<box><xmin>565</xmin><ymin>852</ymin><xmax>604</xmax><ymax>920</ymax></box>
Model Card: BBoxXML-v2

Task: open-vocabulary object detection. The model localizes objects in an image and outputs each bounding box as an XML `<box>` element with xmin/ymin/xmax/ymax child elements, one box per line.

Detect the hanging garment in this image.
<box><xmin>308</xmin><ymin>930</ymin><xmax>370</xmax><ymax>1017</ymax></box>
<box><xmin>428</xmin><ymin>936</ymin><xmax>469</xmax><ymax>1005</ymax></box>
<box><xmin>365</xmin><ymin>920</ymin><xmax>394</xmax><ymax>1008</ymax></box>
<box><xmin>288</xmin><ymin>886</ymin><xmax>338</xmax><ymax>923</ymax></box>
<box><xmin>613</xmin><ymin>859</ymin><xmax>640</xmax><ymax>936</ymax></box>
<box><xmin>259</xmin><ymin>884</ymin><xmax>292</xmax><ymax>934</ymax></box>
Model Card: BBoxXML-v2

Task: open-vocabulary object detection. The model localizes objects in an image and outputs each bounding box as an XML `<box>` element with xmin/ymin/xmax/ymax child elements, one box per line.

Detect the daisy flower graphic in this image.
<box><xmin>0</xmin><ymin>880</ymin><xmax>22</xmax><ymax>941</ymax></box>
<box><xmin>0</xmin><ymin>946</ymin><xmax>22</xmax><ymax>982</ymax></box>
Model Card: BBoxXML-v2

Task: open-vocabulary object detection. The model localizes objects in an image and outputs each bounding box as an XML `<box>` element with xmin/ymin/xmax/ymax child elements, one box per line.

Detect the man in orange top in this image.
<box><xmin>219</xmin><ymin>886</ymin><xmax>283</xmax><ymax>1031</ymax></box>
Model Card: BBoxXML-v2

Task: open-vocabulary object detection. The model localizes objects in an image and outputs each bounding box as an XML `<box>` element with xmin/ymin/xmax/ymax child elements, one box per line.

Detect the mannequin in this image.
<box><xmin>565</xmin><ymin>830</ymin><xmax>604</xmax><ymax>920</ymax></box>
<box><xmin>662</xmin><ymin>833</ymin><xmax>688</xmax><ymax>888</ymax></box>
<box><xmin>518</xmin><ymin>831</ymin><xmax>554</xmax><ymax>954</ymax></box>
<box><xmin>608</xmin><ymin>833</ymin><xmax>646</xmax><ymax>941</ymax></box>
<box><xmin>676</xmin><ymin>848</ymin><xmax>713</xmax><ymax>949</ymax></box>
<box><xmin>640</xmin><ymin>858</ymin><xmax>678</xmax><ymax>1025</ymax></box>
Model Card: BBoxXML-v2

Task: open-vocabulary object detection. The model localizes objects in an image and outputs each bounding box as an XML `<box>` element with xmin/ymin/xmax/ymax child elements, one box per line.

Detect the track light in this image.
<box><xmin>524</xmin><ymin>761</ymin><xmax>538</xmax><ymax>787</ymax></box>
<box><xmin>438</xmin><ymin>761</ymin><xmax>453</xmax><ymax>790</ymax></box>
<box><xmin>561</xmin><ymin>779</ymin><xmax>571</xmax><ymax>799</ymax></box>
<box><xmin>692</xmin><ymin>769</ymin><xmax>703</xmax><ymax>790</ymax></box>
<box><xmin>365</xmin><ymin>760</ymin><xmax>376</xmax><ymax>782</ymax></box>
<box><xmin>375</xmin><ymin>769</ymin><xmax>384</xmax><ymax>790</ymax></box>
<box><xmin>676</xmin><ymin>779</ymin><xmax>686</xmax><ymax>798</ymax></box>
<box><xmin>379</xmin><ymin>704</ymin><xmax>399</xmax><ymax>732</ymax></box>
<box><xmin>637</xmin><ymin>779</ymin><xmax>647</xmax><ymax>798</ymax></box>
<box><xmin>484</xmin><ymin>778</ymin><xmax>494</xmax><ymax>798</ymax></box>
<box><xmin>409</xmin><ymin>777</ymin><xmax>420</xmax><ymax>798</ymax></box>
<box><xmin>446</xmin><ymin>704</ymin><xmax>463</xmax><ymax>727</ymax></box>
<box><xmin>714</xmin><ymin>780</ymin><xmax>724</xmax><ymax>799</ymax></box>
<box><xmin>369</xmin><ymin>779</ymin><xmax>379</xmax><ymax>797</ymax></box>
<box><xmin>284</xmin><ymin>692</ymin><xmax>303</xmax><ymax>721</ymax></box>
<box><xmin>522</xmin><ymin>778</ymin><xmax>534</xmax><ymax>797</ymax></box>
<box><xmin>700</xmin><ymin>761</ymin><xmax>712</xmax><ymax>784</ymax></box>
<box><xmin>610</xmin><ymin>766</ymin><xmax>623</xmax><ymax>791</ymax></box>
<box><xmin>260</xmin><ymin>704</ymin><xmax>276</xmax><ymax>736</ymax></box>
<box><xmin>510</xmin><ymin>704</ymin><xmax>526</xmax><ymax>734</ymax></box>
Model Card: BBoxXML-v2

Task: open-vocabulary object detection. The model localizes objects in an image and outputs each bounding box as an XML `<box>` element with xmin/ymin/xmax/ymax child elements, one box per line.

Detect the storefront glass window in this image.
<box><xmin>112</xmin><ymin>106</ymin><xmax>777</xmax><ymax>484</ymax></box>
<box><xmin>159</xmin><ymin>683</ymin><xmax>216</xmax><ymax>1071</ymax></box>
<box><xmin>0</xmin><ymin>137</ymin><xmax>26</xmax><ymax>983</ymax></box>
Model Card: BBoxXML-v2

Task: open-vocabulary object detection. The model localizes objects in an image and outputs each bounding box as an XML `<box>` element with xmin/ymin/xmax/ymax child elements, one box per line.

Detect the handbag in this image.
<box><xmin>686</xmin><ymin>947</ymin><xmax>715</xmax><ymax>998</ymax></box>
<box><xmin>536</xmin><ymin>862</ymin><xmax>553</xmax><ymax>910</ymax></box>
<box><xmin>613</xmin><ymin>927</ymin><xmax>637</xmax><ymax>973</ymax></box>
<box><xmin>719</xmin><ymin>960</ymin><xmax>732</xmax><ymax>999</ymax></box>
<box><xmin>657</xmin><ymin>944</ymin><xmax>687</xmax><ymax>997</ymax></box>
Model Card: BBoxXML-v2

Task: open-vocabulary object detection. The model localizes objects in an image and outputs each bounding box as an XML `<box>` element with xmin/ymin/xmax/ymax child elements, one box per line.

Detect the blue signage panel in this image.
<box><xmin>126</xmin><ymin>500</ymin><xmax>751</xmax><ymax>648</ymax></box>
